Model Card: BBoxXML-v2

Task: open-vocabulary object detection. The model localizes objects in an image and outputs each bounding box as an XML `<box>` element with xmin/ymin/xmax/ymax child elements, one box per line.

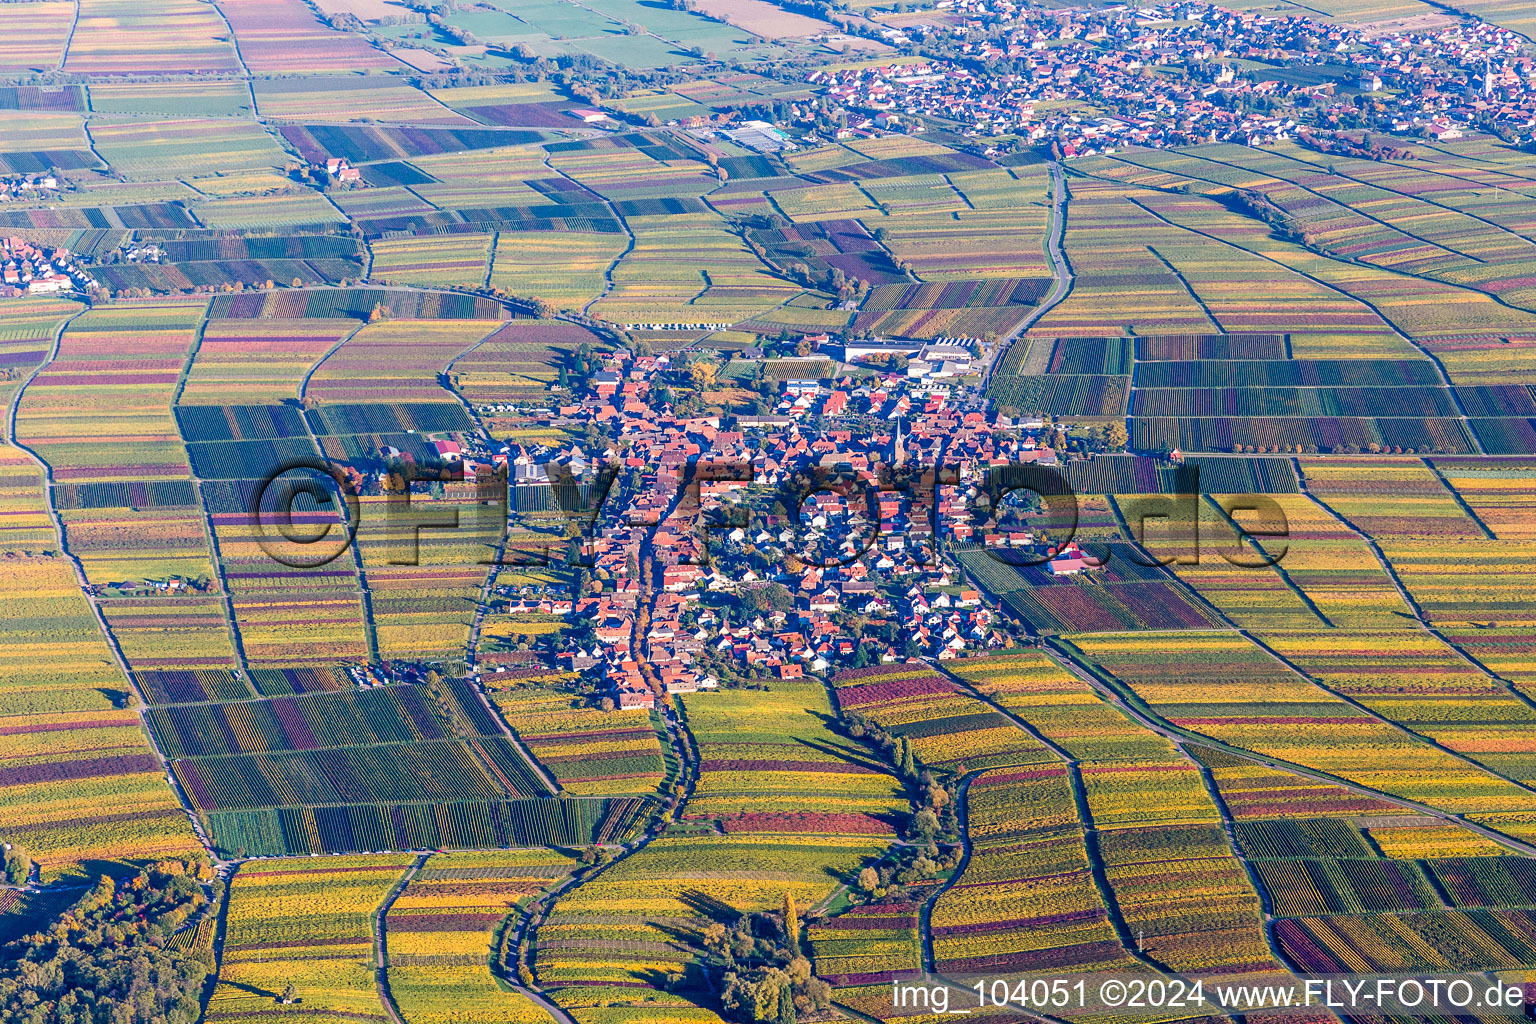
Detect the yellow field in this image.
<box><xmin>371</xmin><ymin>233</ymin><xmax>494</xmax><ymax>289</ymax></box>
<box><xmin>490</xmin><ymin>230</ymin><xmax>628</xmax><ymax>311</ymax></box>
<box><xmin>254</xmin><ymin>80</ymin><xmax>470</xmax><ymax>123</ymax></box>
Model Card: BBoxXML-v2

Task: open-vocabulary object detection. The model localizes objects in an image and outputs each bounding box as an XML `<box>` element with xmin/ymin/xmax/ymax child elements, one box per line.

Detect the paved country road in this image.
<box><xmin>982</xmin><ymin>160</ymin><xmax>1074</xmax><ymax>391</ymax></box>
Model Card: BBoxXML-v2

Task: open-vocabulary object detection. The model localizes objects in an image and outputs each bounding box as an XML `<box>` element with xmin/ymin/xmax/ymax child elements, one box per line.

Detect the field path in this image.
<box><xmin>207</xmin><ymin>0</ymin><xmax>254</xmax><ymax>78</ymax></box>
<box><xmin>495</xmin><ymin>887</ymin><xmax>582</xmax><ymax>1024</ymax></box>
<box><xmin>1421</xmin><ymin>457</ymin><xmax>1497</xmax><ymax>538</ymax></box>
<box><xmin>170</xmin><ymin>309</ymin><xmax>253</xmax><ymax>672</ymax></box>
<box><xmin>1292</xmin><ymin>457</ymin><xmax>1536</xmax><ymax>722</ymax></box>
<box><xmin>922</xmin><ymin>659</ymin><xmax>1171</xmax><ymax>977</ymax></box>
<box><xmin>59</xmin><ymin>0</ymin><xmax>81</xmax><ymax>72</ymax></box>
<box><xmin>517</xmin><ymin>701</ymin><xmax>698</xmax><ymax>1003</ymax></box>
<box><xmin>297</xmin><ymin>321</ymin><xmax>382</xmax><ymax>663</ymax></box>
<box><xmin>1263</xmin><ymin>146</ymin><xmax>1536</xmax><ymax>274</ymax></box>
<box><xmin>1095</xmin><ymin>494</ymin><xmax>1536</xmax><ymax>797</ymax></box>
<box><xmin>982</xmin><ymin>159</ymin><xmax>1073</xmax><ymax>391</ymax></box>
<box><xmin>1182</xmin><ymin>736</ymin><xmax>1310</xmax><ymax>976</ymax></box>
<box><xmin>514</xmin><ymin>484</ymin><xmax>700</xmax><ymax>995</ymax></box>
<box><xmin>539</xmin><ymin>151</ymin><xmax>635</xmax><ymax>317</ymax></box>
<box><xmin>374</xmin><ymin>853</ymin><xmax>430</xmax><ymax>1024</ymax></box>
<box><xmin>435</xmin><ymin>335</ymin><xmax>565</xmax><ymax>797</ymax></box>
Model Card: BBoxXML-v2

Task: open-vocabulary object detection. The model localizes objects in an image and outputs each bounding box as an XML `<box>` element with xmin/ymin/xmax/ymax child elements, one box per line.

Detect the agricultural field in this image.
<box><xmin>0</xmin><ymin>558</ymin><xmax>204</xmax><ymax>880</ymax></box>
<box><xmin>1065</xmin><ymin>631</ymin><xmax>1536</xmax><ymax>818</ymax></box>
<box><xmin>14</xmin><ymin>299</ymin><xmax>221</xmax><ymax>586</ymax></box>
<box><xmin>931</xmin><ymin>761</ymin><xmax>1145</xmax><ymax>977</ymax></box>
<box><xmin>429</xmin><ymin>81</ymin><xmax>579</xmax><ymax>128</ymax></box>
<box><xmin>533</xmin><ymin>681</ymin><xmax>901</xmax><ymax>1012</ymax></box>
<box><xmin>931</xmin><ymin>654</ymin><xmax>1286</xmax><ymax>981</ymax></box>
<box><xmin>181</xmin><ymin>319</ymin><xmax>356</xmax><ymax>404</ymax></box>
<box><xmin>88</xmin><ymin>118</ymin><xmax>292</xmax><ymax>179</ymax></box>
<box><xmin>959</xmin><ymin>543</ymin><xmax>1219</xmax><ymax>635</ymax></box>
<box><xmin>307</xmin><ymin>318</ymin><xmax>501</xmax><ymax>403</ymax></box>
<box><xmin>371</xmin><ymin>232</ymin><xmax>494</xmax><ymax>289</ymax></box>
<box><xmin>195</xmin><ymin>192</ymin><xmax>351</xmax><ymax>229</ymax></box>
<box><xmin>488</xmin><ymin>230</ymin><xmax>629</xmax><ymax>311</ymax></box>
<box><xmin>220</xmin><ymin>0</ymin><xmax>405</xmax><ymax>74</ymax></box>
<box><xmin>0</xmin><ymin>111</ymin><xmax>98</xmax><ymax>173</ymax></box>
<box><xmin>206</xmin><ymin>855</ymin><xmax>416</xmax><ymax>1023</ymax></box>
<box><xmin>387</xmin><ymin>849</ymin><xmax>578</xmax><ymax>1024</ymax></box>
<box><xmin>88</xmin><ymin>81</ymin><xmax>256</xmax><ymax>118</ymax></box>
<box><xmin>254</xmin><ymin>78</ymin><xmax>468</xmax><ymax>123</ymax></box>
<box><xmin>14</xmin><ymin>2</ymin><xmax>1536</xmax><ymax>1019</ymax></box>
<box><xmin>451</xmin><ymin>320</ymin><xmax>611</xmax><ymax>409</ymax></box>
<box><xmin>589</xmin><ymin>209</ymin><xmax>803</xmax><ymax>327</ymax></box>
<box><xmin>491</xmin><ymin>686</ymin><xmax>669</xmax><ymax>795</ymax></box>
<box><xmin>0</xmin><ymin>1</ymin><xmax>73</xmax><ymax>74</ymax></box>
<box><xmin>64</xmin><ymin>0</ymin><xmax>243</xmax><ymax>75</ymax></box>
<box><xmin>831</xmin><ymin>662</ymin><xmax>1053</xmax><ymax>772</ymax></box>
<box><xmin>280</xmin><ymin>123</ymin><xmax>543</xmax><ymax>165</ymax></box>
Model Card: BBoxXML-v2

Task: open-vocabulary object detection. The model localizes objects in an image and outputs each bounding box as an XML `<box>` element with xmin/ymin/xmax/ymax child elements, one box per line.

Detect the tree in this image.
<box><xmin>910</xmin><ymin>808</ymin><xmax>939</xmax><ymax>841</ymax></box>
<box><xmin>599</xmin><ymin>696</ymin><xmax>616</xmax><ymax>711</ymax></box>
<box><xmin>688</xmin><ymin>359</ymin><xmax>717</xmax><ymax>390</ymax></box>
<box><xmin>0</xmin><ymin>857</ymin><xmax>210</xmax><ymax>1022</ymax></box>
<box><xmin>744</xmin><ymin>583</ymin><xmax>795</xmax><ymax>615</ymax></box>
<box><xmin>899</xmin><ymin>737</ymin><xmax>917</xmax><ymax>778</ymax></box>
<box><xmin>280</xmin><ymin>984</ymin><xmax>297</xmax><ymax>1005</ymax></box>
<box><xmin>1104</xmin><ymin>422</ymin><xmax>1128</xmax><ymax>450</ymax></box>
<box><xmin>1</xmin><ymin>844</ymin><xmax>30</xmax><ymax>885</ymax></box>
<box><xmin>857</xmin><ymin>866</ymin><xmax>879</xmax><ymax>892</ymax></box>
<box><xmin>777</xmin><ymin>982</ymin><xmax>797</xmax><ymax>1024</ymax></box>
<box><xmin>368</xmin><ymin>302</ymin><xmax>392</xmax><ymax>323</ymax></box>
<box><xmin>782</xmin><ymin>894</ymin><xmax>799</xmax><ymax>948</ymax></box>
<box><xmin>721</xmin><ymin>968</ymin><xmax>795</xmax><ymax>1024</ymax></box>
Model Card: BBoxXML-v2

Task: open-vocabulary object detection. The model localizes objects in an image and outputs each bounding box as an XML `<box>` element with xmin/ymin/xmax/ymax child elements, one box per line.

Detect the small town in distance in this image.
<box><xmin>4</xmin><ymin>0</ymin><xmax>1536</xmax><ymax>1023</ymax></box>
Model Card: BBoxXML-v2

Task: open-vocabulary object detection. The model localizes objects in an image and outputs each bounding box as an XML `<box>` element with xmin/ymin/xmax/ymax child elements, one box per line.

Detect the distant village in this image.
<box><xmin>1</xmin><ymin>177</ymin><xmax>94</xmax><ymax>299</ymax></box>
<box><xmin>802</xmin><ymin>0</ymin><xmax>1536</xmax><ymax>155</ymax></box>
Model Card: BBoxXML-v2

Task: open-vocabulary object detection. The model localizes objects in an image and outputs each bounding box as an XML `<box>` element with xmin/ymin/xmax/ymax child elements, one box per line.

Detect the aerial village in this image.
<box><xmin>429</xmin><ymin>337</ymin><xmax>1095</xmax><ymax>714</ymax></box>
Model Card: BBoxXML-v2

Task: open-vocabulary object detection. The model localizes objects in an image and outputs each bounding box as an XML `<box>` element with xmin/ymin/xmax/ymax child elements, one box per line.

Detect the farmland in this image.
<box><xmin>0</xmin><ymin>2</ymin><xmax>72</xmax><ymax>74</ymax></box>
<box><xmin>205</xmin><ymin>855</ymin><xmax>417</xmax><ymax>1024</ymax></box>
<box><xmin>491</xmin><ymin>686</ymin><xmax>669</xmax><ymax>795</ymax></box>
<box><xmin>387</xmin><ymin>849</ymin><xmax>577</xmax><ymax>1024</ymax></box>
<box><xmin>12</xmin><ymin>4</ymin><xmax>1536</xmax><ymax>1023</ymax></box>
<box><xmin>89</xmin><ymin>118</ymin><xmax>292</xmax><ymax>179</ymax></box>
<box><xmin>64</xmin><ymin>0</ymin><xmax>243</xmax><ymax>75</ymax></box>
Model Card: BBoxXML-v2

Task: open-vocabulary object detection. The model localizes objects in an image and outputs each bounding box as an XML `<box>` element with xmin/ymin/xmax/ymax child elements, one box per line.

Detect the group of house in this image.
<box><xmin>1</xmin><ymin>237</ymin><xmax>93</xmax><ymax>297</ymax></box>
<box><xmin>523</xmin><ymin>345</ymin><xmax>1081</xmax><ymax>710</ymax></box>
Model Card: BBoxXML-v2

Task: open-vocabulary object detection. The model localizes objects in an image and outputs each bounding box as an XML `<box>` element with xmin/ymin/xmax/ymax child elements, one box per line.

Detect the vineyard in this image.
<box><xmin>204</xmin><ymin>797</ymin><xmax>646</xmax><ymax>858</ymax></box>
<box><xmin>387</xmin><ymin>849</ymin><xmax>578</xmax><ymax>1024</ymax></box>
<box><xmin>12</xmin><ymin>13</ymin><xmax>1536</xmax><ymax>1024</ymax></box>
